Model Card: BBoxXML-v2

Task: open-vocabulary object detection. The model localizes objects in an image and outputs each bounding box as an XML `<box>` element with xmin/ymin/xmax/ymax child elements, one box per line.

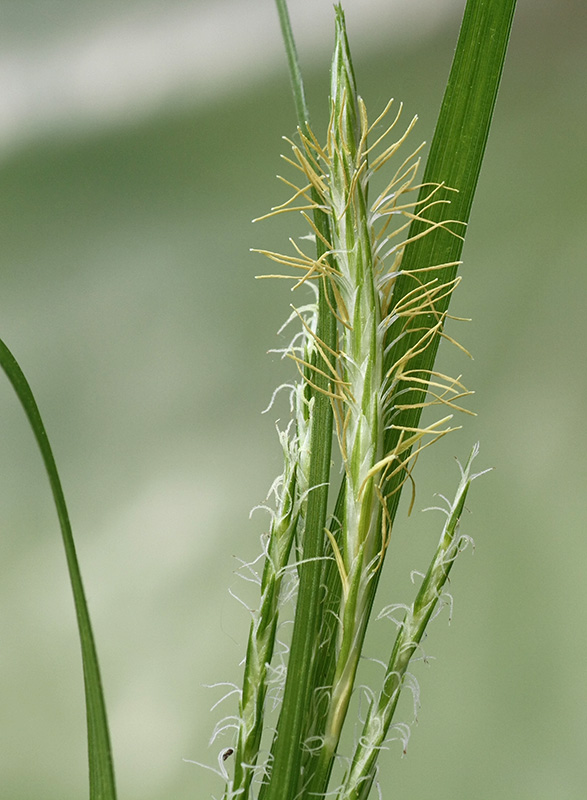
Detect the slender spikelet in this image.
<box><xmin>339</xmin><ymin>445</ymin><xmax>490</xmax><ymax>799</ymax></box>
<box><xmin>222</xmin><ymin>298</ymin><xmax>318</xmax><ymax>800</ymax></box>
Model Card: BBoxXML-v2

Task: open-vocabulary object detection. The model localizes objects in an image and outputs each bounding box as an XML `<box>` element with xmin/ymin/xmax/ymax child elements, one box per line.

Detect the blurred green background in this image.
<box><xmin>0</xmin><ymin>1</ymin><xmax>585</xmax><ymax>798</ymax></box>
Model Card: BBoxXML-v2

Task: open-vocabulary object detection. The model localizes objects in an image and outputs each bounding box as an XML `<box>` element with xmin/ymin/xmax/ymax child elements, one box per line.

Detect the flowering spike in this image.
<box><xmin>220</xmin><ymin>6</ymin><xmax>482</xmax><ymax>799</ymax></box>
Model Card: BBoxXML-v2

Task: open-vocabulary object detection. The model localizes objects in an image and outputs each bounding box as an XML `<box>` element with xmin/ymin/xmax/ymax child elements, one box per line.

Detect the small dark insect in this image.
<box><xmin>222</xmin><ymin>748</ymin><xmax>234</xmax><ymax>761</ymax></box>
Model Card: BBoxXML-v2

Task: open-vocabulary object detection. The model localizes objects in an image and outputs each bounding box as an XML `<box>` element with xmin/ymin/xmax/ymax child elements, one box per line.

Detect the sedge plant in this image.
<box><xmin>208</xmin><ymin>2</ymin><xmax>516</xmax><ymax>799</ymax></box>
<box><xmin>0</xmin><ymin>0</ymin><xmax>515</xmax><ymax>798</ymax></box>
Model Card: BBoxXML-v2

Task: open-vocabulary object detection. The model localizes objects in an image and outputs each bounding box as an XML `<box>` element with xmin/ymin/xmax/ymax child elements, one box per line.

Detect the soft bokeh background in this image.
<box><xmin>0</xmin><ymin>1</ymin><xmax>585</xmax><ymax>798</ymax></box>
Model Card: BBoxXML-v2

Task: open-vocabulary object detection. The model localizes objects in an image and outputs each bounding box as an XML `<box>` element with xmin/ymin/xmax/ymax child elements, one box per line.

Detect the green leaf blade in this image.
<box><xmin>383</xmin><ymin>0</ymin><xmax>517</xmax><ymax>514</ymax></box>
<box><xmin>0</xmin><ymin>338</ymin><xmax>117</xmax><ymax>800</ymax></box>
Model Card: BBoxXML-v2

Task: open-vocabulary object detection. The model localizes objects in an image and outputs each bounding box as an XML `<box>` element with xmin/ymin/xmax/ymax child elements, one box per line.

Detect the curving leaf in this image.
<box><xmin>0</xmin><ymin>337</ymin><xmax>117</xmax><ymax>800</ymax></box>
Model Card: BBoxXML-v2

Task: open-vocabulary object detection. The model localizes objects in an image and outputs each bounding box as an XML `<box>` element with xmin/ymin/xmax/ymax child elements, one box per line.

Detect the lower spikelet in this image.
<box><xmin>223</xmin><ymin>308</ymin><xmax>318</xmax><ymax>798</ymax></box>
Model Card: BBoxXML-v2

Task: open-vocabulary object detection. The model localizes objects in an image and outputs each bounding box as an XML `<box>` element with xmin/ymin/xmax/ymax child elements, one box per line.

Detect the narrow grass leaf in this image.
<box><xmin>383</xmin><ymin>0</ymin><xmax>517</xmax><ymax>516</ymax></box>
<box><xmin>0</xmin><ymin>338</ymin><xmax>117</xmax><ymax>800</ymax></box>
